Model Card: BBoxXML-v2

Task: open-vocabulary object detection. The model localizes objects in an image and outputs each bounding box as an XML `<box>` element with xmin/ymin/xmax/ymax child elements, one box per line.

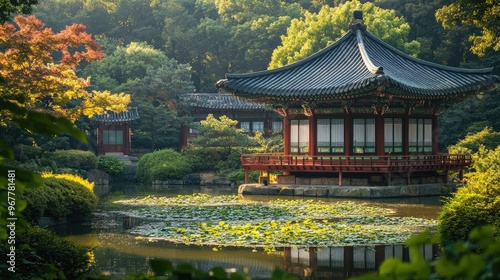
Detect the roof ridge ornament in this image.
<box><xmin>352</xmin><ymin>10</ymin><xmax>384</xmax><ymax>75</ymax></box>
<box><xmin>349</xmin><ymin>10</ymin><xmax>366</xmax><ymax>31</ymax></box>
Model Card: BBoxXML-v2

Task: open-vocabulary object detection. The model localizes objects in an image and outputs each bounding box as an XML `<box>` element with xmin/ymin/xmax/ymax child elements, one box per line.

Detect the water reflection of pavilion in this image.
<box><xmin>284</xmin><ymin>244</ymin><xmax>437</xmax><ymax>279</ymax></box>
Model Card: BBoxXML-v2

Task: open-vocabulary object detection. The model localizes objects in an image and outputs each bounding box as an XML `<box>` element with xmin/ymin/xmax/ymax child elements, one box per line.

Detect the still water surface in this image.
<box><xmin>54</xmin><ymin>183</ymin><xmax>443</xmax><ymax>279</ymax></box>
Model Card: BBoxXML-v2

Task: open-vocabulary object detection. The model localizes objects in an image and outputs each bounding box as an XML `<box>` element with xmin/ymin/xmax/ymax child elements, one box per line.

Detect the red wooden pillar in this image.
<box><xmin>344</xmin><ymin>112</ymin><xmax>352</xmax><ymax>157</ymax></box>
<box><xmin>376</xmin><ymin>114</ymin><xmax>385</xmax><ymax>156</ymax></box>
<box><xmin>309</xmin><ymin>114</ymin><xmax>317</xmax><ymax>157</ymax></box>
<box><xmin>283</xmin><ymin>115</ymin><xmax>291</xmax><ymax>156</ymax></box>
<box><xmin>283</xmin><ymin>115</ymin><xmax>291</xmax><ymax>176</ymax></box>
<box><xmin>403</xmin><ymin>113</ymin><xmax>409</xmax><ymax>155</ymax></box>
<box><xmin>432</xmin><ymin>114</ymin><xmax>439</xmax><ymax>154</ymax></box>
<box><xmin>244</xmin><ymin>169</ymin><xmax>249</xmax><ymax>184</ymax></box>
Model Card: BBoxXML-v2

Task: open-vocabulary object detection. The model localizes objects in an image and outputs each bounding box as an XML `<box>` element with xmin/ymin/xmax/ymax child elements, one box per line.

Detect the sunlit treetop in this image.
<box><xmin>0</xmin><ymin>15</ymin><xmax>130</xmax><ymax>123</ymax></box>
<box><xmin>435</xmin><ymin>0</ymin><xmax>499</xmax><ymax>57</ymax></box>
<box><xmin>269</xmin><ymin>0</ymin><xmax>420</xmax><ymax>69</ymax></box>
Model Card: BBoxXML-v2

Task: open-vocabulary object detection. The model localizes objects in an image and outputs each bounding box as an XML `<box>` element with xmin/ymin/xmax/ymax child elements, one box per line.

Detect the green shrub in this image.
<box><xmin>49</xmin><ymin>149</ymin><xmax>98</xmax><ymax>170</ymax></box>
<box><xmin>438</xmin><ymin>144</ymin><xmax>500</xmax><ymax>244</ymax></box>
<box><xmin>14</xmin><ymin>144</ymin><xmax>43</xmax><ymax>162</ymax></box>
<box><xmin>227</xmin><ymin>169</ymin><xmax>260</xmax><ymax>185</ymax></box>
<box><xmin>438</xmin><ymin>192</ymin><xmax>500</xmax><ymax>243</ymax></box>
<box><xmin>136</xmin><ymin>149</ymin><xmax>192</xmax><ymax>181</ymax></box>
<box><xmin>22</xmin><ymin>174</ymin><xmax>98</xmax><ymax>223</ymax></box>
<box><xmin>97</xmin><ymin>155</ymin><xmax>126</xmax><ymax>176</ymax></box>
<box><xmin>215</xmin><ymin>148</ymin><xmax>245</xmax><ymax>172</ymax></box>
<box><xmin>0</xmin><ymin>226</ymin><xmax>91</xmax><ymax>280</ymax></box>
<box><xmin>181</xmin><ymin>147</ymin><xmax>230</xmax><ymax>172</ymax></box>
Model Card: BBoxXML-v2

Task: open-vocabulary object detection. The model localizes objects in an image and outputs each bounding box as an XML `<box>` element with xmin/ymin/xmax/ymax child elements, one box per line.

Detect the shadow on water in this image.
<box><xmin>53</xmin><ymin>182</ymin><xmax>442</xmax><ymax>279</ymax></box>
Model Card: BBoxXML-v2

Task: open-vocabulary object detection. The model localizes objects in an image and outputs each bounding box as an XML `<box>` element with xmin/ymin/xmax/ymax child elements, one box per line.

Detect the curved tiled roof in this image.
<box><xmin>181</xmin><ymin>92</ymin><xmax>266</xmax><ymax>110</ymax></box>
<box><xmin>216</xmin><ymin>12</ymin><xmax>499</xmax><ymax>102</ymax></box>
<box><xmin>93</xmin><ymin>107</ymin><xmax>140</xmax><ymax>123</ymax></box>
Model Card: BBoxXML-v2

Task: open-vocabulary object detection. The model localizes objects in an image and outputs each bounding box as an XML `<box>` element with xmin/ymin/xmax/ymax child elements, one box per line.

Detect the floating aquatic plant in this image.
<box><xmin>114</xmin><ymin>193</ymin><xmax>437</xmax><ymax>250</ymax></box>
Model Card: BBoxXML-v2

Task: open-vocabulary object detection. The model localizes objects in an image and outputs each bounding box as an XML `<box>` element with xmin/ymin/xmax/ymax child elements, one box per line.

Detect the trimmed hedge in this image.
<box><xmin>136</xmin><ymin>149</ymin><xmax>192</xmax><ymax>181</ymax></box>
<box><xmin>97</xmin><ymin>155</ymin><xmax>125</xmax><ymax>176</ymax></box>
<box><xmin>49</xmin><ymin>149</ymin><xmax>98</xmax><ymax>170</ymax></box>
<box><xmin>22</xmin><ymin>174</ymin><xmax>97</xmax><ymax>223</ymax></box>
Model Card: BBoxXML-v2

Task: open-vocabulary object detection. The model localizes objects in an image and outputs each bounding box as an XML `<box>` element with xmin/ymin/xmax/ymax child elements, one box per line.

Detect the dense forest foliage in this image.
<box><xmin>13</xmin><ymin>0</ymin><xmax>496</xmax><ymax>150</ymax></box>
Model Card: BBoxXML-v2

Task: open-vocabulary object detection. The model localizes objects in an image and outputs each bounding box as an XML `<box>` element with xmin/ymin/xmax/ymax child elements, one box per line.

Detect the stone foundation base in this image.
<box><xmin>238</xmin><ymin>183</ymin><xmax>459</xmax><ymax>198</ymax></box>
<box><xmin>276</xmin><ymin>174</ymin><xmax>445</xmax><ymax>187</ymax></box>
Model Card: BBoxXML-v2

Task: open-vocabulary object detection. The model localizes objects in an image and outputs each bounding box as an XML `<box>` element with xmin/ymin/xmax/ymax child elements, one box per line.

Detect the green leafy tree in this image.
<box><xmin>447</xmin><ymin>127</ymin><xmax>500</xmax><ymax>154</ymax></box>
<box><xmin>158</xmin><ymin>0</ymin><xmax>304</xmax><ymax>90</ymax></box>
<box><xmin>213</xmin><ymin>0</ymin><xmax>301</xmax><ymax>23</ymax></box>
<box><xmin>269</xmin><ymin>0</ymin><xmax>420</xmax><ymax>68</ymax></box>
<box><xmin>132</xmin><ymin>103</ymin><xmax>181</xmax><ymax>151</ymax></box>
<box><xmin>0</xmin><ymin>0</ymin><xmax>38</xmax><ymax>23</ymax></box>
<box><xmin>193</xmin><ymin>114</ymin><xmax>257</xmax><ymax>153</ymax></box>
<box><xmin>253</xmin><ymin>132</ymin><xmax>284</xmax><ymax>153</ymax></box>
<box><xmin>139</xmin><ymin>59</ymin><xmax>195</xmax><ymax>106</ymax></box>
<box><xmin>436</xmin><ymin>0</ymin><xmax>500</xmax><ymax>57</ymax></box>
<box><xmin>84</xmin><ymin>42</ymin><xmax>169</xmax><ymax>91</ymax></box>
<box><xmin>439</xmin><ymin>90</ymin><xmax>500</xmax><ymax>150</ymax></box>
<box><xmin>373</xmin><ymin>0</ymin><xmax>466</xmax><ymax>67</ymax></box>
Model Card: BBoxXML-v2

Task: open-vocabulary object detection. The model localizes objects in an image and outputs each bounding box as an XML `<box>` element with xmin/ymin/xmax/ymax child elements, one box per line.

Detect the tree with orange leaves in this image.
<box><xmin>0</xmin><ymin>15</ymin><xmax>130</xmax><ymax>124</ymax></box>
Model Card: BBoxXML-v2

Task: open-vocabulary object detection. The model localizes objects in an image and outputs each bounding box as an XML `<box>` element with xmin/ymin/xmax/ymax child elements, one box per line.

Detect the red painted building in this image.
<box><xmin>216</xmin><ymin>11</ymin><xmax>499</xmax><ymax>186</ymax></box>
<box><xmin>93</xmin><ymin>107</ymin><xmax>140</xmax><ymax>155</ymax></box>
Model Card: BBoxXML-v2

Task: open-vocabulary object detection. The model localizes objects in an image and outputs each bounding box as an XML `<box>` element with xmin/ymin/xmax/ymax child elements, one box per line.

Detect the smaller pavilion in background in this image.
<box><xmin>180</xmin><ymin>93</ymin><xmax>282</xmax><ymax>148</ymax></box>
<box><xmin>93</xmin><ymin>107</ymin><xmax>140</xmax><ymax>156</ymax></box>
<box><xmin>216</xmin><ymin>10</ymin><xmax>499</xmax><ymax>187</ymax></box>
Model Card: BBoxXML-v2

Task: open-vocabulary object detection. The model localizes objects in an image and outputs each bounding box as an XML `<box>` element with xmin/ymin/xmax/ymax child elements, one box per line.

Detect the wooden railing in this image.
<box><xmin>240</xmin><ymin>153</ymin><xmax>471</xmax><ymax>173</ymax></box>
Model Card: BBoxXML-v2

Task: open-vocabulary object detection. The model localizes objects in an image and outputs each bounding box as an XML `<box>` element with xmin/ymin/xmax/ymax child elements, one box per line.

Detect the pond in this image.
<box><xmin>53</xmin><ymin>183</ymin><xmax>443</xmax><ymax>279</ymax></box>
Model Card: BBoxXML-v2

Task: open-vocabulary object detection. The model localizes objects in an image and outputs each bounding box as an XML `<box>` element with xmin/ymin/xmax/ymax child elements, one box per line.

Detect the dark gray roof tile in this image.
<box><xmin>93</xmin><ymin>107</ymin><xmax>139</xmax><ymax>123</ymax></box>
<box><xmin>216</xmin><ymin>15</ymin><xmax>499</xmax><ymax>101</ymax></box>
<box><xmin>181</xmin><ymin>93</ymin><xmax>266</xmax><ymax>110</ymax></box>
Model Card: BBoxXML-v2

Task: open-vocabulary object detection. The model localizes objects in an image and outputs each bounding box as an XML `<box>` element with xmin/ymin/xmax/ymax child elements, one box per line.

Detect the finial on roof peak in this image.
<box><xmin>349</xmin><ymin>9</ymin><xmax>366</xmax><ymax>31</ymax></box>
<box><xmin>353</xmin><ymin>10</ymin><xmax>363</xmax><ymax>20</ymax></box>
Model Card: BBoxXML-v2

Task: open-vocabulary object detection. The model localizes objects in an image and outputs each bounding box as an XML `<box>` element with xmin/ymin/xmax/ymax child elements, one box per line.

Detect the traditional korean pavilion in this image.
<box><xmin>93</xmin><ymin>107</ymin><xmax>140</xmax><ymax>156</ymax></box>
<box><xmin>180</xmin><ymin>93</ymin><xmax>282</xmax><ymax>147</ymax></box>
<box><xmin>216</xmin><ymin>10</ymin><xmax>499</xmax><ymax>186</ymax></box>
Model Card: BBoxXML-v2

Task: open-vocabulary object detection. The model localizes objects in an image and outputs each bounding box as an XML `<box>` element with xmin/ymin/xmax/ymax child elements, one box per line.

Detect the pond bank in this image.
<box><xmin>238</xmin><ymin>183</ymin><xmax>459</xmax><ymax>198</ymax></box>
